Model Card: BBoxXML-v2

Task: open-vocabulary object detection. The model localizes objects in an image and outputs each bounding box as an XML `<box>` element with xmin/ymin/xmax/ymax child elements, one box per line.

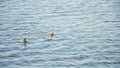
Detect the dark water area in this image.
<box><xmin>0</xmin><ymin>0</ymin><xmax>120</xmax><ymax>68</ymax></box>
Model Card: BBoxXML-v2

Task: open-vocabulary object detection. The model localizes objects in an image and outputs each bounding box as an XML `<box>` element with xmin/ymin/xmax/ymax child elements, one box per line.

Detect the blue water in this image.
<box><xmin>0</xmin><ymin>0</ymin><xmax>120</xmax><ymax>68</ymax></box>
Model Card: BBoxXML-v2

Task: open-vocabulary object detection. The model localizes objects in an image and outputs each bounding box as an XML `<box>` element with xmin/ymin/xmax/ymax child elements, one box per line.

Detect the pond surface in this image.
<box><xmin>0</xmin><ymin>0</ymin><xmax>120</xmax><ymax>68</ymax></box>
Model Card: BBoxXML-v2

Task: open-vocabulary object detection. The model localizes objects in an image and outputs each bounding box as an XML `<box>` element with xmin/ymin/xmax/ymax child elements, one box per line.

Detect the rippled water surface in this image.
<box><xmin>0</xmin><ymin>0</ymin><xmax>120</xmax><ymax>68</ymax></box>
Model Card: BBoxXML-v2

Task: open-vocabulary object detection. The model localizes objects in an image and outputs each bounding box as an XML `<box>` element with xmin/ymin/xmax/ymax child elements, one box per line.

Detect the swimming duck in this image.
<box><xmin>46</xmin><ymin>32</ymin><xmax>54</xmax><ymax>40</ymax></box>
<box><xmin>16</xmin><ymin>38</ymin><xmax>27</xmax><ymax>43</ymax></box>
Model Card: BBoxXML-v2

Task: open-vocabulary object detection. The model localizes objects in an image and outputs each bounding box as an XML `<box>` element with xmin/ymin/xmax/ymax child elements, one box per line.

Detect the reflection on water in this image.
<box><xmin>0</xmin><ymin>0</ymin><xmax>120</xmax><ymax>68</ymax></box>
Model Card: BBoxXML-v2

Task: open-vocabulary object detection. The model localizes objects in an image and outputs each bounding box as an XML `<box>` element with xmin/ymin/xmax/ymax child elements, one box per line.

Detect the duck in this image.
<box><xmin>45</xmin><ymin>32</ymin><xmax>54</xmax><ymax>40</ymax></box>
<box><xmin>16</xmin><ymin>38</ymin><xmax>27</xmax><ymax>43</ymax></box>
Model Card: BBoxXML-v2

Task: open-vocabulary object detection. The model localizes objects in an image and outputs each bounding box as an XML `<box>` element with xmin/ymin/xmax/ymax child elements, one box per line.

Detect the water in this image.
<box><xmin>0</xmin><ymin>0</ymin><xmax>120</xmax><ymax>68</ymax></box>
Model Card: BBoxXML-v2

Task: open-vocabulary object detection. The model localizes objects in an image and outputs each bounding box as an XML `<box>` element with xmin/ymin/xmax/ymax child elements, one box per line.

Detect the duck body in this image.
<box><xmin>16</xmin><ymin>38</ymin><xmax>27</xmax><ymax>43</ymax></box>
<box><xmin>46</xmin><ymin>32</ymin><xmax>54</xmax><ymax>37</ymax></box>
